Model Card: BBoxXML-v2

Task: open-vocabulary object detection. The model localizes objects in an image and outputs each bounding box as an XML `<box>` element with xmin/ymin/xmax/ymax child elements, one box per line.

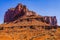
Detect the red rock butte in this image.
<box><xmin>4</xmin><ymin>3</ymin><xmax>36</xmax><ymax>23</ymax></box>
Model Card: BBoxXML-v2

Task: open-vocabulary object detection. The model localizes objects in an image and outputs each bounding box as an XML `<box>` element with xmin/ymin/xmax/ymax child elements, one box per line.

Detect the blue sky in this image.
<box><xmin>0</xmin><ymin>0</ymin><xmax>60</xmax><ymax>25</ymax></box>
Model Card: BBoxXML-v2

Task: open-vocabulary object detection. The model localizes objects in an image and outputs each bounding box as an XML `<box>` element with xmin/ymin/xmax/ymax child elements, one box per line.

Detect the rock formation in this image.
<box><xmin>4</xmin><ymin>3</ymin><xmax>37</xmax><ymax>23</ymax></box>
<box><xmin>4</xmin><ymin>3</ymin><xmax>57</xmax><ymax>26</ymax></box>
<box><xmin>44</xmin><ymin>16</ymin><xmax>57</xmax><ymax>26</ymax></box>
<box><xmin>0</xmin><ymin>3</ymin><xmax>60</xmax><ymax>40</ymax></box>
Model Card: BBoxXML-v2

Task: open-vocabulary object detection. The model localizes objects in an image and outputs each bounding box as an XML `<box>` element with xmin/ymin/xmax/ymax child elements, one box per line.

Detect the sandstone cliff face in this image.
<box><xmin>4</xmin><ymin>8</ymin><xmax>15</xmax><ymax>22</ymax></box>
<box><xmin>4</xmin><ymin>3</ymin><xmax>37</xmax><ymax>23</ymax></box>
<box><xmin>4</xmin><ymin>4</ymin><xmax>26</xmax><ymax>23</ymax></box>
<box><xmin>44</xmin><ymin>16</ymin><xmax>57</xmax><ymax>26</ymax></box>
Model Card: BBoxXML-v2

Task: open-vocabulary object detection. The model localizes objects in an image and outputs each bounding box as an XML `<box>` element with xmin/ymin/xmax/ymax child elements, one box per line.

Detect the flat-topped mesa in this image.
<box><xmin>4</xmin><ymin>3</ymin><xmax>37</xmax><ymax>23</ymax></box>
